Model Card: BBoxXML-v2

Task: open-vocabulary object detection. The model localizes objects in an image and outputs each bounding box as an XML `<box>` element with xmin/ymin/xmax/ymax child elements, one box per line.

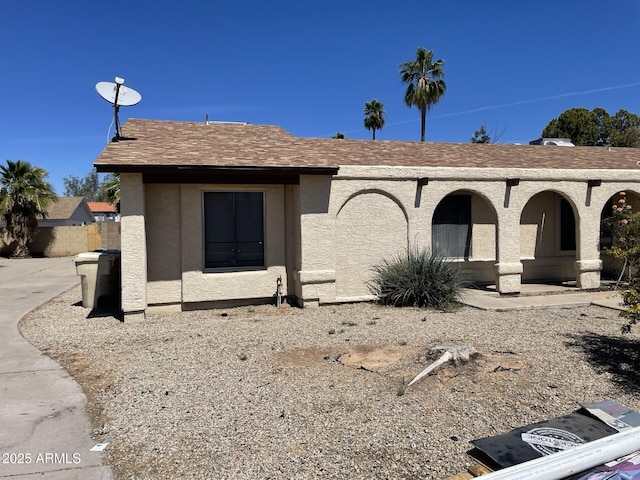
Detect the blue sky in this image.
<box><xmin>1</xmin><ymin>0</ymin><xmax>640</xmax><ymax>194</ymax></box>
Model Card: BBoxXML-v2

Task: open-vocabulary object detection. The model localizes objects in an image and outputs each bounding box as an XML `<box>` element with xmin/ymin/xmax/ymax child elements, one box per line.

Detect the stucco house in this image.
<box><xmin>87</xmin><ymin>201</ymin><xmax>120</xmax><ymax>222</ymax></box>
<box><xmin>0</xmin><ymin>196</ymin><xmax>94</xmax><ymax>228</ymax></box>
<box><xmin>94</xmin><ymin>118</ymin><xmax>640</xmax><ymax>321</ymax></box>
<box><xmin>39</xmin><ymin>196</ymin><xmax>95</xmax><ymax>226</ymax></box>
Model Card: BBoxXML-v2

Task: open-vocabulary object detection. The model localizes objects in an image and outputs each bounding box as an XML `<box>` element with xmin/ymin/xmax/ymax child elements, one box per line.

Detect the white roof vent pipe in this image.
<box><xmin>203</xmin><ymin>114</ymin><xmax>248</xmax><ymax>126</ymax></box>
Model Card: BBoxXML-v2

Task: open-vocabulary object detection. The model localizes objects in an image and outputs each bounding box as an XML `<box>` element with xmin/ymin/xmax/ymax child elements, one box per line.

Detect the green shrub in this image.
<box><xmin>621</xmin><ymin>279</ymin><xmax>640</xmax><ymax>333</ymax></box>
<box><xmin>368</xmin><ymin>247</ymin><xmax>469</xmax><ymax>309</ymax></box>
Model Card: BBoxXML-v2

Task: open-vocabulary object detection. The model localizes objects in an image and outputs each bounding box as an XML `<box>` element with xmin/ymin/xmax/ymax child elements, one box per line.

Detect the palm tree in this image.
<box><xmin>0</xmin><ymin>160</ymin><xmax>56</xmax><ymax>257</ymax></box>
<box><xmin>363</xmin><ymin>99</ymin><xmax>385</xmax><ymax>140</ymax></box>
<box><xmin>100</xmin><ymin>173</ymin><xmax>121</xmax><ymax>212</ymax></box>
<box><xmin>399</xmin><ymin>47</ymin><xmax>446</xmax><ymax>141</ymax></box>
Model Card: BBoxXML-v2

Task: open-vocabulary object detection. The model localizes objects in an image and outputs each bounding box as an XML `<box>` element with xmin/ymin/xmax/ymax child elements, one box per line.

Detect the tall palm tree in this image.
<box><xmin>399</xmin><ymin>47</ymin><xmax>446</xmax><ymax>141</ymax></box>
<box><xmin>363</xmin><ymin>99</ymin><xmax>386</xmax><ymax>140</ymax></box>
<box><xmin>0</xmin><ymin>160</ymin><xmax>56</xmax><ymax>257</ymax></box>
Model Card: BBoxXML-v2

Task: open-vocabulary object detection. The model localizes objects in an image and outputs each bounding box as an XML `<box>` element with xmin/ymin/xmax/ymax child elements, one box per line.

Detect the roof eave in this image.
<box><xmin>94</xmin><ymin>164</ymin><xmax>339</xmax><ymax>176</ymax></box>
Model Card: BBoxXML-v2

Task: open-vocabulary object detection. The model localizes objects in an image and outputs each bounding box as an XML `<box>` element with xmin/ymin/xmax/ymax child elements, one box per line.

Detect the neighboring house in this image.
<box><xmin>94</xmin><ymin>118</ymin><xmax>640</xmax><ymax>321</ymax></box>
<box><xmin>0</xmin><ymin>196</ymin><xmax>98</xmax><ymax>256</ymax></box>
<box><xmin>38</xmin><ymin>196</ymin><xmax>95</xmax><ymax>226</ymax></box>
<box><xmin>0</xmin><ymin>196</ymin><xmax>94</xmax><ymax>228</ymax></box>
<box><xmin>88</xmin><ymin>201</ymin><xmax>120</xmax><ymax>222</ymax></box>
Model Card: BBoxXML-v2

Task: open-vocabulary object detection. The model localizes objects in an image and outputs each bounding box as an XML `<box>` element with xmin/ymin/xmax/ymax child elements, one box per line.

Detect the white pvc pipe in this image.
<box><xmin>478</xmin><ymin>425</ymin><xmax>640</xmax><ymax>480</ymax></box>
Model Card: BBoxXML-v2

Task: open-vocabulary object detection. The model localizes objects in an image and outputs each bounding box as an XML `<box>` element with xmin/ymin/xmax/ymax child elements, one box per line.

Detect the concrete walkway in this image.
<box><xmin>461</xmin><ymin>283</ymin><xmax>626</xmax><ymax>311</ymax></box>
<box><xmin>0</xmin><ymin>257</ymin><xmax>113</xmax><ymax>479</ymax></box>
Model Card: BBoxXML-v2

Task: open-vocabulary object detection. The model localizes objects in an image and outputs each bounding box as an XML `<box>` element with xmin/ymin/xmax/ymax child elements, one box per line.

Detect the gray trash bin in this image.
<box><xmin>74</xmin><ymin>249</ymin><xmax>121</xmax><ymax>308</ymax></box>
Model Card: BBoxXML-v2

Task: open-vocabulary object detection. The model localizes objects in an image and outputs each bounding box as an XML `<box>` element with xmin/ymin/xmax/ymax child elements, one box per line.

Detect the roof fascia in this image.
<box><xmin>94</xmin><ymin>164</ymin><xmax>338</xmax><ymax>176</ymax></box>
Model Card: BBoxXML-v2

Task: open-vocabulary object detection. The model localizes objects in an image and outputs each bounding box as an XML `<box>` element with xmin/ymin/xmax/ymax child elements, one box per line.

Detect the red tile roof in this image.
<box><xmin>87</xmin><ymin>202</ymin><xmax>117</xmax><ymax>213</ymax></box>
<box><xmin>94</xmin><ymin>118</ymin><xmax>640</xmax><ymax>172</ymax></box>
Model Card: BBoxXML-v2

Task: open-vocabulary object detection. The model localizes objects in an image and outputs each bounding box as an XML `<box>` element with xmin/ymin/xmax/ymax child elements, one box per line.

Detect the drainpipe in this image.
<box><xmin>479</xmin><ymin>426</ymin><xmax>640</xmax><ymax>480</ymax></box>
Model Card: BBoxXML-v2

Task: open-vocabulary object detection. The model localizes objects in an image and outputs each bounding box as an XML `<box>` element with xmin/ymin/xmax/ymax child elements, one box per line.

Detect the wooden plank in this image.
<box><xmin>468</xmin><ymin>463</ymin><xmax>493</xmax><ymax>476</ymax></box>
<box><xmin>442</xmin><ymin>473</ymin><xmax>474</xmax><ymax>480</ymax></box>
<box><xmin>443</xmin><ymin>463</ymin><xmax>494</xmax><ymax>480</ymax></box>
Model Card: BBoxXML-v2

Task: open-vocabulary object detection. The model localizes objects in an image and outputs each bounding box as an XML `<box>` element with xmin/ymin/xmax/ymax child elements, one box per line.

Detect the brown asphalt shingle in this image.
<box><xmin>94</xmin><ymin>118</ymin><xmax>640</xmax><ymax>171</ymax></box>
<box><xmin>46</xmin><ymin>196</ymin><xmax>86</xmax><ymax>220</ymax></box>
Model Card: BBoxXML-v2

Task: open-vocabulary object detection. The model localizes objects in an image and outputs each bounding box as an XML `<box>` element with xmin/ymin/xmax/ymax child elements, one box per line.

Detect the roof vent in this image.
<box><xmin>529</xmin><ymin>138</ymin><xmax>575</xmax><ymax>147</ymax></box>
<box><xmin>204</xmin><ymin>114</ymin><xmax>248</xmax><ymax>126</ymax></box>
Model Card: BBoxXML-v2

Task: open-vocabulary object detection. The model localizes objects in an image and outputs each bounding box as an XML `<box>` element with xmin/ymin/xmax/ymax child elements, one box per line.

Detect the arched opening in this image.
<box><xmin>431</xmin><ymin>190</ymin><xmax>497</xmax><ymax>284</ymax></box>
<box><xmin>520</xmin><ymin>191</ymin><xmax>577</xmax><ymax>284</ymax></box>
<box><xmin>599</xmin><ymin>190</ymin><xmax>640</xmax><ymax>280</ymax></box>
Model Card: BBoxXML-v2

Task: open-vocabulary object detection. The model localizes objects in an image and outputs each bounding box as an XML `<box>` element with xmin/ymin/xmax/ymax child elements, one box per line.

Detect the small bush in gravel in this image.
<box><xmin>368</xmin><ymin>247</ymin><xmax>469</xmax><ymax>309</ymax></box>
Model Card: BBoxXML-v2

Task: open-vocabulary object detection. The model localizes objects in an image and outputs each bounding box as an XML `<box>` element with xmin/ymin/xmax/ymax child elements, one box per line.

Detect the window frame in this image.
<box><xmin>202</xmin><ymin>190</ymin><xmax>266</xmax><ymax>272</ymax></box>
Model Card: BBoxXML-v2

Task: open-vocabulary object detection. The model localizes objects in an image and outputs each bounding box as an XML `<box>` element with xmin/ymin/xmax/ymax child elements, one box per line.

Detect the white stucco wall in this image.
<box><xmin>180</xmin><ymin>184</ymin><xmax>287</xmax><ymax>304</ymax></box>
<box><xmin>145</xmin><ymin>184</ymin><xmax>182</xmax><ymax>305</ymax></box>
<box><xmin>284</xmin><ymin>185</ymin><xmax>302</xmax><ymax>300</ymax></box>
<box><xmin>123</xmin><ymin>164</ymin><xmax>640</xmax><ymax>314</ymax></box>
<box><xmin>334</xmin><ymin>191</ymin><xmax>408</xmax><ymax>299</ymax></box>
<box><xmin>330</xmin><ymin>165</ymin><xmax>640</xmax><ymax>294</ymax></box>
<box><xmin>296</xmin><ymin>175</ymin><xmax>336</xmax><ymax>306</ymax></box>
<box><xmin>471</xmin><ymin>193</ymin><xmax>497</xmax><ymax>260</ymax></box>
<box><xmin>520</xmin><ymin>191</ymin><xmax>558</xmax><ymax>259</ymax></box>
<box><xmin>120</xmin><ymin>173</ymin><xmax>147</xmax><ymax>318</ymax></box>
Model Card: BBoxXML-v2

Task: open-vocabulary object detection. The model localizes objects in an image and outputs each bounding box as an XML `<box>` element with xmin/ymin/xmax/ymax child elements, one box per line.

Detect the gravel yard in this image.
<box><xmin>19</xmin><ymin>285</ymin><xmax>640</xmax><ymax>480</ymax></box>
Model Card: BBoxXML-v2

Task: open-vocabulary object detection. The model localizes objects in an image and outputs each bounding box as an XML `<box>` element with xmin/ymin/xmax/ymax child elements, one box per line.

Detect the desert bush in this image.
<box><xmin>368</xmin><ymin>247</ymin><xmax>468</xmax><ymax>309</ymax></box>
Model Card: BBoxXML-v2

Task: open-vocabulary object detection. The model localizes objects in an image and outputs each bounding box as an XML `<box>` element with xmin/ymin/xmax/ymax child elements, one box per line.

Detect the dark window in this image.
<box><xmin>559</xmin><ymin>198</ymin><xmax>576</xmax><ymax>251</ymax></box>
<box><xmin>432</xmin><ymin>195</ymin><xmax>472</xmax><ymax>258</ymax></box>
<box><xmin>204</xmin><ymin>192</ymin><xmax>264</xmax><ymax>269</ymax></box>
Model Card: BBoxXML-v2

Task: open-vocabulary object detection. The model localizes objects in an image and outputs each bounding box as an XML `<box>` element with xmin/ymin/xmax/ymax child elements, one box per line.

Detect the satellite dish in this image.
<box><xmin>95</xmin><ymin>77</ymin><xmax>142</xmax><ymax>142</ymax></box>
<box><xmin>96</xmin><ymin>81</ymin><xmax>142</xmax><ymax>106</ymax></box>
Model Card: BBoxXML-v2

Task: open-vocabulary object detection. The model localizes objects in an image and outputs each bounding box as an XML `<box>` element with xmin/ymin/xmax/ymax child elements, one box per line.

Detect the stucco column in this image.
<box><xmin>575</xmin><ymin>207</ymin><xmax>602</xmax><ymax>290</ymax></box>
<box><xmin>495</xmin><ymin>210</ymin><xmax>523</xmax><ymax>294</ymax></box>
<box><xmin>120</xmin><ymin>173</ymin><xmax>147</xmax><ymax>320</ymax></box>
<box><xmin>297</xmin><ymin>175</ymin><xmax>335</xmax><ymax>307</ymax></box>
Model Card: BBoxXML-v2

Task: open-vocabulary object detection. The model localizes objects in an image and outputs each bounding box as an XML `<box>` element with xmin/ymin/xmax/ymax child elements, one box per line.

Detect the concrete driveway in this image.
<box><xmin>0</xmin><ymin>256</ymin><xmax>113</xmax><ymax>479</ymax></box>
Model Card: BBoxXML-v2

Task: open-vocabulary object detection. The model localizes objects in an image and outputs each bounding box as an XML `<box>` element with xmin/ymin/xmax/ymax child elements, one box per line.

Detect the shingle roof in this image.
<box><xmin>87</xmin><ymin>201</ymin><xmax>117</xmax><ymax>213</ymax></box>
<box><xmin>94</xmin><ymin>118</ymin><xmax>640</xmax><ymax>172</ymax></box>
<box><xmin>46</xmin><ymin>196</ymin><xmax>86</xmax><ymax>219</ymax></box>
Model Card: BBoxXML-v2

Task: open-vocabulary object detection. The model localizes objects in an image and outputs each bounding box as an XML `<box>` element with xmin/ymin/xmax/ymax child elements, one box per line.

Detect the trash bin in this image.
<box><xmin>74</xmin><ymin>249</ymin><xmax>121</xmax><ymax>308</ymax></box>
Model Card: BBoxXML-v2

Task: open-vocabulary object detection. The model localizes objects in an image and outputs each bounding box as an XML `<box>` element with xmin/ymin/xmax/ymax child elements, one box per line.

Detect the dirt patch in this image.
<box><xmin>275</xmin><ymin>347</ymin><xmax>337</xmax><ymax>367</ymax></box>
<box><xmin>337</xmin><ymin>345</ymin><xmax>421</xmax><ymax>372</ymax></box>
<box><xmin>276</xmin><ymin>344</ymin><xmax>524</xmax><ymax>383</ymax></box>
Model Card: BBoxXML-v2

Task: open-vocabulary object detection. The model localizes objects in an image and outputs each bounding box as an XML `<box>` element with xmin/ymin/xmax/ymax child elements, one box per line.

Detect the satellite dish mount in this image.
<box><xmin>95</xmin><ymin>76</ymin><xmax>142</xmax><ymax>142</ymax></box>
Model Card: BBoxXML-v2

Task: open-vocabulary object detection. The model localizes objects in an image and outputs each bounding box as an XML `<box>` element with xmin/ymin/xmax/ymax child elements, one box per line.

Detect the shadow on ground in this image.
<box><xmin>72</xmin><ymin>300</ymin><xmax>124</xmax><ymax>322</ymax></box>
<box><xmin>564</xmin><ymin>332</ymin><xmax>640</xmax><ymax>394</ymax></box>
